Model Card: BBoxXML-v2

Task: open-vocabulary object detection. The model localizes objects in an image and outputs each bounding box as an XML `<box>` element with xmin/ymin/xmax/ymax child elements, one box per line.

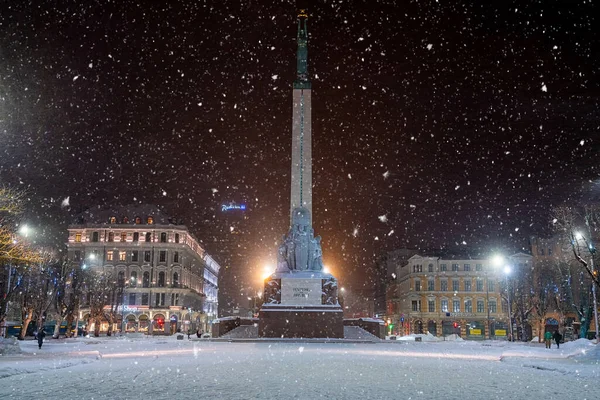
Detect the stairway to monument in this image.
<box><xmin>221</xmin><ymin>325</ymin><xmax>259</xmax><ymax>339</ymax></box>
<box><xmin>219</xmin><ymin>324</ymin><xmax>381</xmax><ymax>341</ymax></box>
<box><xmin>343</xmin><ymin>326</ymin><xmax>382</xmax><ymax>341</ymax></box>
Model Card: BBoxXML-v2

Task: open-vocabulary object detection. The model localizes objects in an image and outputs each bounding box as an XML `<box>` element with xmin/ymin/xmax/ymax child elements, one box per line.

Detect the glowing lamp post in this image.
<box><xmin>575</xmin><ymin>233</ymin><xmax>599</xmax><ymax>344</ymax></box>
<box><xmin>503</xmin><ymin>265</ymin><xmax>513</xmax><ymax>342</ymax></box>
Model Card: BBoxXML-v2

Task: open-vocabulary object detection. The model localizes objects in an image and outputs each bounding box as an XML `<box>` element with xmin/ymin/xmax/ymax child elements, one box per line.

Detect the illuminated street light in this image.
<box><xmin>573</xmin><ymin>233</ymin><xmax>599</xmax><ymax>344</ymax></box>
<box><xmin>503</xmin><ymin>265</ymin><xmax>513</xmax><ymax>341</ymax></box>
<box><xmin>491</xmin><ymin>255</ymin><xmax>504</xmax><ymax>268</ymax></box>
<box><xmin>261</xmin><ymin>264</ymin><xmax>275</xmax><ymax>280</ymax></box>
<box><xmin>323</xmin><ymin>266</ymin><xmax>330</xmax><ymax>274</ymax></box>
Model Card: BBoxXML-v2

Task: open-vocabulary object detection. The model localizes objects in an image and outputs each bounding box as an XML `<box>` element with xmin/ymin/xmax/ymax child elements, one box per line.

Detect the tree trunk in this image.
<box><xmin>53</xmin><ymin>315</ymin><xmax>63</xmax><ymax>339</ymax></box>
<box><xmin>65</xmin><ymin>313</ymin><xmax>74</xmax><ymax>338</ymax></box>
<box><xmin>94</xmin><ymin>316</ymin><xmax>101</xmax><ymax>337</ymax></box>
<box><xmin>19</xmin><ymin>308</ymin><xmax>34</xmax><ymax>340</ymax></box>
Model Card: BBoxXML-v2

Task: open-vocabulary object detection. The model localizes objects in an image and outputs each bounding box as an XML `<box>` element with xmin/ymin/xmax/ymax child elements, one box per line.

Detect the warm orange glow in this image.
<box><xmin>262</xmin><ymin>264</ymin><xmax>275</xmax><ymax>280</ymax></box>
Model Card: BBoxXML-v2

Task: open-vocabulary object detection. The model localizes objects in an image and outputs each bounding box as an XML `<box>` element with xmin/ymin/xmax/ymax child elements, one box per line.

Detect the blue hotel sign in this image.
<box><xmin>221</xmin><ymin>204</ymin><xmax>246</xmax><ymax>212</ymax></box>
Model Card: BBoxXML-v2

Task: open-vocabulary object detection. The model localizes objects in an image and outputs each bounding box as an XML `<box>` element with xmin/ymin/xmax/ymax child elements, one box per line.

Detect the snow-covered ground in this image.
<box><xmin>0</xmin><ymin>336</ymin><xmax>598</xmax><ymax>399</ymax></box>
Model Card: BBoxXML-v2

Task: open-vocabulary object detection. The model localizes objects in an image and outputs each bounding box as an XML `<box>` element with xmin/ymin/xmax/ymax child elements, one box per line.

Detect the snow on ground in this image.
<box><xmin>0</xmin><ymin>335</ymin><xmax>598</xmax><ymax>399</ymax></box>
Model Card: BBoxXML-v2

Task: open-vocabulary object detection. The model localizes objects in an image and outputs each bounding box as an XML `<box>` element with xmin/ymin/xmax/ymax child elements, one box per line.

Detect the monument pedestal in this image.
<box><xmin>258</xmin><ymin>271</ymin><xmax>343</xmax><ymax>338</ymax></box>
<box><xmin>259</xmin><ymin>305</ymin><xmax>343</xmax><ymax>338</ymax></box>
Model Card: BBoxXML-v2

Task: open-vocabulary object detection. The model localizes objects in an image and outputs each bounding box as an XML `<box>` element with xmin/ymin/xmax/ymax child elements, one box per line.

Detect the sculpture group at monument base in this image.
<box><xmin>259</xmin><ymin>305</ymin><xmax>344</xmax><ymax>338</ymax></box>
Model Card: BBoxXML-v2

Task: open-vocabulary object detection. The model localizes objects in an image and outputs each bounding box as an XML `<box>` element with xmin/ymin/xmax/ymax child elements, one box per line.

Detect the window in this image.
<box><xmin>171</xmin><ymin>293</ymin><xmax>179</xmax><ymax>306</ymax></box>
<box><xmin>129</xmin><ymin>293</ymin><xmax>136</xmax><ymax>306</ymax></box>
<box><xmin>147</xmin><ymin>217</ymin><xmax>154</xmax><ymax>224</ymax></box>
<box><xmin>143</xmin><ymin>271</ymin><xmax>150</xmax><ymax>288</ymax></box>
<box><xmin>465</xmin><ymin>300</ymin><xmax>473</xmax><ymax>313</ymax></box>
<box><xmin>75</xmin><ymin>233</ymin><xmax>82</xmax><ymax>242</ymax></box>
<box><xmin>477</xmin><ymin>300</ymin><xmax>484</xmax><ymax>313</ymax></box>
<box><xmin>73</xmin><ymin>251</ymin><xmax>81</xmax><ymax>262</ymax></box>
<box><xmin>173</xmin><ymin>251</ymin><xmax>179</xmax><ymax>263</ymax></box>
<box><xmin>548</xmin><ymin>247</ymin><xmax>553</xmax><ymax>256</ymax></box>
<box><xmin>452</xmin><ymin>264</ymin><xmax>459</xmax><ymax>272</ymax></box>
<box><xmin>464</xmin><ymin>264</ymin><xmax>470</xmax><ymax>271</ymax></box>
<box><xmin>159</xmin><ymin>251</ymin><xmax>166</xmax><ymax>262</ymax></box>
<box><xmin>414</xmin><ymin>280</ymin><xmax>421</xmax><ymax>291</ymax></box>
<box><xmin>175</xmin><ymin>233</ymin><xmax>180</xmax><ymax>243</ymax></box>
<box><xmin>121</xmin><ymin>232</ymin><xmax>127</xmax><ymax>242</ymax></box>
<box><xmin>539</xmin><ymin>248</ymin><xmax>545</xmax><ymax>255</ymax></box>
<box><xmin>158</xmin><ymin>271</ymin><xmax>165</xmax><ymax>287</ymax></box>
<box><xmin>144</xmin><ymin>251</ymin><xmax>151</xmax><ymax>262</ymax></box>
<box><xmin>141</xmin><ymin>293</ymin><xmax>149</xmax><ymax>305</ymax></box>
<box><xmin>130</xmin><ymin>271</ymin><xmax>137</xmax><ymax>287</ymax></box>
<box><xmin>131</xmin><ymin>251</ymin><xmax>138</xmax><ymax>262</ymax></box>
<box><xmin>411</xmin><ymin>300</ymin><xmax>421</xmax><ymax>312</ymax></box>
<box><xmin>428</xmin><ymin>279</ymin><xmax>435</xmax><ymax>291</ymax></box>
<box><xmin>489</xmin><ymin>300</ymin><xmax>497</xmax><ymax>313</ymax></box>
<box><xmin>119</xmin><ymin>251</ymin><xmax>126</xmax><ymax>261</ymax></box>
<box><xmin>488</xmin><ymin>281</ymin><xmax>495</xmax><ymax>292</ymax></box>
<box><xmin>428</xmin><ymin>300</ymin><xmax>435</xmax><ymax>312</ymax></box>
<box><xmin>133</xmin><ymin>232</ymin><xmax>139</xmax><ymax>242</ymax></box>
<box><xmin>173</xmin><ymin>272</ymin><xmax>179</xmax><ymax>287</ymax></box>
<box><xmin>108</xmin><ymin>232</ymin><xmax>114</xmax><ymax>242</ymax></box>
<box><xmin>476</xmin><ymin>263</ymin><xmax>483</xmax><ymax>271</ymax></box>
<box><xmin>155</xmin><ymin>293</ymin><xmax>165</xmax><ymax>306</ymax></box>
<box><xmin>110</xmin><ymin>217</ymin><xmax>117</xmax><ymax>224</ymax></box>
<box><xmin>428</xmin><ymin>264</ymin><xmax>434</xmax><ymax>272</ymax></box>
<box><xmin>135</xmin><ymin>217</ymin><xmax>142</xmax><ymax>224</ymax></box>
<box><xmin>117</xmin><ymin>271</ymin><xmax>125</xmax><ymax>286</ymax></box>
<box><xmin>160</xmin><ymin>232</ymin><xmax>167</xmax><ymax>243</ymax></box>
<box><xmin>502</xmin><ymin>300</ymin><xmax>508</xmax><ymax>313</ymax></box>
<box><xmin>452</xmin><ymin>280</ymin><xmax>459</xmax><ymax>292</ymax></box>
<box><xmin>92</xmin><ymin>232</ymin><xmax>99</xmax><ymax>242</ymax></box>
<box><xmin>107</xmin><ymin>251</ymin><xmax>114</xmax><ymax>261</ymax></box>
<box><xmin>441</xmin><ymin>300</ymin><xmax>449</xmax><ymax>312</ymax></box>
<box><xmin>440</xmin><ymin>264</ymin><xmax>447</xmax><ymax>272</ymax></box>
<box><xmin>441</xmin><ymin>280</ymin><xmax>448</xmax><ymax>292</ymax></box>
<box><xmin>476</xmin><ymin>279</ymin><xmax>484</xmax><ymax>292</ymax></box>
<box><xmin>453</xmin><ymin>300</ymin><xmax>460</xmax><ymax>312</ymax></box>
<box><xmin>464</xmin><ymin>280</ymin><xmax>471</xmax><ymax>292</ymax></box>
<box><xmin>145</xmin><ymin>232</ymin><xmax>152</xmax><ymax>242</ymax></box>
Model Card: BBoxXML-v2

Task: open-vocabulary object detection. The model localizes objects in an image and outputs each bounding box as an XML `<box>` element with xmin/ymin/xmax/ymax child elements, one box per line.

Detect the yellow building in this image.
<box><xmin>386</xmin><ymin>253</ymin><xmax>531</xmax><ymax>339</ymax></box>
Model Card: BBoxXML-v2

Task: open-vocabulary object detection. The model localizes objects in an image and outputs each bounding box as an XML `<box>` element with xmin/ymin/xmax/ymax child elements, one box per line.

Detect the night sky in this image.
<box><xmin>1</xmin><ymin>1</ymin><xmax>598</xmax><ymax>309</ymax></box>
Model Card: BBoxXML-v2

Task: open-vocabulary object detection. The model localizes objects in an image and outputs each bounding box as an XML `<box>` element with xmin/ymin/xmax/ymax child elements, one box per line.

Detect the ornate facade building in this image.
<box><xmin>66</xmin><ymin>206</ymin><xmax>220</xmax><ymax>335</ymax></box>
<box><xmin>386</xmin><ymin>252</ymin><xmax>532</xmax><ymax>339</ymax></box>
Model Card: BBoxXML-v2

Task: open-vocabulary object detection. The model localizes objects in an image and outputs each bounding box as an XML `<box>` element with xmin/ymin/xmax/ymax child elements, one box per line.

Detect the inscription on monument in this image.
<box><xmin>281</xmin><ymin>279</ymin><xmax>322</xmax><ymax>305</ymax></box>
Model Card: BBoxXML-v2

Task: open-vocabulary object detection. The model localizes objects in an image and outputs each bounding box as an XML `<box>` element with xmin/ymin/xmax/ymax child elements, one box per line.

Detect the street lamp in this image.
<box><xmin>503</xmin><ymin>265</ymin><xmax>513</xmax><ymax>342</ymax></box>
<box><xmin>574</xmin><ymin>232</ymin><xmax>600</xmax><ymax>344</ymax></box>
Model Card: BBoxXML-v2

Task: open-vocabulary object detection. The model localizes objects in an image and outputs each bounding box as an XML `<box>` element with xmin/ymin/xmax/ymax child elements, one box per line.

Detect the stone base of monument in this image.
<box><xmin>258</xmin><ymin>271</ymin><xmax>343</xmax><ymax>338</ymax></box>
<box><xmin>259</xmin><ymin>305</ymin><xmax>344</xmax><ymax>338</ymax></box>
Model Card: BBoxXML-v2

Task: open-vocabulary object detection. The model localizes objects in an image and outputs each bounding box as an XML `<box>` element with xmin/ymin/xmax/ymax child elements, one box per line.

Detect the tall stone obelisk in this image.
<box><xmin>259</xmin><ymin>10</ymin><xmax>343</xmax><ymax>339</ymax></box>
<box><xmin>290</xmin><ymin>9</ymin><xmax>312</xmax><ymax>226</ymax></box>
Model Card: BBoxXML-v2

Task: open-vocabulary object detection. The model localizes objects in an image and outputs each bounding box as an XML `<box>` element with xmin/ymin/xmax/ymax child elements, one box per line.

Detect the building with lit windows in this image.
<box><xmin>66</xmin><ymin>206</ymin><xmax>220</xmax><ymax>335</ymax></box>
<box><xmin>385</xmin><ymin>252</ymin><xmax>531</xmax><ymax>339</ymax></box>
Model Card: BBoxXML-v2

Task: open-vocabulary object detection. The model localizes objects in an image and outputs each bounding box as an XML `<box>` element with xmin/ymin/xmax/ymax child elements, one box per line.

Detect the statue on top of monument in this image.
<box><xmin>291</xmin><ymin>207</ymin><xmax>310</xmax><ymax>270</ymax></box>
<box><xmin>275</xmin><ymin>207</ymin><xmax>326</xmax><ymax>272</ymax></box>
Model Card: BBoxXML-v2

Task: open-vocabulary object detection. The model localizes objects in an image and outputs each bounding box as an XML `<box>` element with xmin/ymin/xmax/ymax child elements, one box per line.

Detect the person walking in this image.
<box><xmin>37</xmin><ymin>329</ymin><xmax>46</xmax><ymax>350</ymax></box>
<box><xmin>553</xmin><ymin>329</ymin><xmax>562</xmax><ymax>349</ymax></box>
<box><xmin>544</xmin><ymin>330</ymin><xmax>552</xmax><ymax>349</ymax></box>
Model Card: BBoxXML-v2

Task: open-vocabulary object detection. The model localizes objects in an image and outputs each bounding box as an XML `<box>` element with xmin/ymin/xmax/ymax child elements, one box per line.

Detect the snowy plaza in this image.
<box><xmin>0</xmin><ymin>335</ymin><xmax>599</xmax><ymax>399</ymax></box>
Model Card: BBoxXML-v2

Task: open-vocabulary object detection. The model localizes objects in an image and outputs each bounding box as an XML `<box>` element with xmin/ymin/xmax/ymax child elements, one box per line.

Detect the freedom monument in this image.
<box><xmin>259</xmin><ymin>10</ymin><xmax>344</xmax><ymax>338</ymax></box>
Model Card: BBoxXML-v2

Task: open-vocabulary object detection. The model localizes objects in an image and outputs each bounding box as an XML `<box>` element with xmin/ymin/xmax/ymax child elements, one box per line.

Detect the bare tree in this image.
<box><xmin>1</xmin><ymin>187</ymin><xmax>43</xmax><ymax>337</ymax></box>
<box><xmin>84</xmin><ymin>270</ymin><xmax>123</xmax><ymax>337</ymax></box>
<box><xmin>15</xmin><ymin>249</ymin><xmax>60</xmax><ymax>340</ymax></box>
<box><xmin>552</xmin><ymin>205</ymin><xmax>599</xmax><ymax>338</ymax></box>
